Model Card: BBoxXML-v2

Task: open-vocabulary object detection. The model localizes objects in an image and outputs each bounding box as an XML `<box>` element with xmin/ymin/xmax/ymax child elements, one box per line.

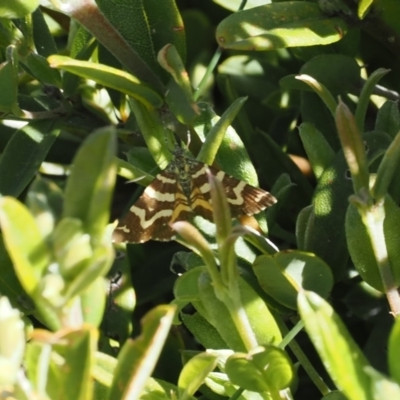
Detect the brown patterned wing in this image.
<box><xmin>206</xmin><ymin>165</ymin><xmax>277</xmax><ymax>218</ymax></box>
<box><xmin>187</xmin><ymin>162</ymin><xmax>214</xmax><ymax>222</ymax></box>
<box><xmin>112</xmin><ymin>171</ymin><xmax>193</xmax><ymax>243</ymax></box>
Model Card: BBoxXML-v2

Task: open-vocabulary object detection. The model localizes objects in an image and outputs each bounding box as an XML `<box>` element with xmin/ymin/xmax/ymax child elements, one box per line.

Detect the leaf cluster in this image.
<box><xmin>0</xmin><ymin>1</ymin><xmax>400</xmax><ymax>400</ymax></box>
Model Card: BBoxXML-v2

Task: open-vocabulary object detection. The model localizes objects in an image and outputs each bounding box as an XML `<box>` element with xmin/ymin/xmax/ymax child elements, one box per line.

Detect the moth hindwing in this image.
<box><xmin>113</xmin><ymin>150</ymin><xmax>276</xmax><ymax>243</ymax></box>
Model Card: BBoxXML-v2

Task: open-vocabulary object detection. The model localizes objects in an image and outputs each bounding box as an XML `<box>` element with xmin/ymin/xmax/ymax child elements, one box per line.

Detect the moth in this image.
<box><xmin>113</xmin><ymin>148</ymin><xmax>276</xmax><ymax>243</ymax></box>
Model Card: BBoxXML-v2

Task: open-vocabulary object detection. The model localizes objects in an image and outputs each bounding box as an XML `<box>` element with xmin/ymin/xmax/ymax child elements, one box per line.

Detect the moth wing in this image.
<box><xmin>206</xmin><ymin>165</ymin><xmax>277</xmax><ymax>218</ymax></box>
<box><xmin>188</xmin><ymin>161</ymin><xmax>214</xmax><ymax>222</ymax></box>
<box><xmin>113</xmin><ymin>171</ymin><xmax>191</xmax><ymax>243</ymax></box>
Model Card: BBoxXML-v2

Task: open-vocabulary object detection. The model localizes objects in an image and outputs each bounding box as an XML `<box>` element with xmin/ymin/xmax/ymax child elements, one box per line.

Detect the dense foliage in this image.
<box><xmin>0</xmin><ymin>1</ymin><xmax>400</xmax><ymax>399</ymax></box>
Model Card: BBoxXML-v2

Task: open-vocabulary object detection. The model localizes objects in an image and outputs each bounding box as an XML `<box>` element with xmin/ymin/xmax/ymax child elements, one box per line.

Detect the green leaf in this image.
<box><xmin>346</xmin><ymin>194</ymin><xmax>400</xmax><ymax>292</ymax></box>
<box><xmin>214</xmin><ymin>0</ymin><xmax>266</xmax><ymax>12</ymax></box>
<box><xmin>141</xmin><ymin>377</ymin><xmax>179</xmax><ymax>400</ymax></box>
<box><xmin>0</xmin><ymin>0</ymin><xmax>39</xmax><ymax>18</ymax></box>
<box><xmin>321</xmin><ymin>391</ymin><xmax>348</xmax><ymax>400</ymax></box>
<box><xmin>306</xmin><ymin>131</ymin><xmax>393</xmax><ymax>279</ymax></box>
<box><xmin>26</xmin><ymin>326</ymin><xmax>97</xmax><ymax>400</ymax></box>
<box><xmin>158</xmin><ymin>44</ymin><xmax>192</xmax><ymax>100</ymax></box>
<box><xmin>32</xmin><ymin>8</ymin><xmax>58</xmax><ymax>58</ymax></box>
<box><xmin>63</xmin><ymin>126</ymin><xmax>117</xmax><ymax>239</ymax></box>
<box><xmin>375</xmin><ymin>100</ymin><xmax>400</xmax><ymax>139</ymax></box>
<box><xmin>48</xmin><ymin>56</ymin><xmax>163</xmax><ymax>108</ymax></box>
<box><xmin>253</xmin><ymin>251</ymin><xmax>333</xmax><ymax>310</ymax></box>
<box><xmin>178</xmin><ymin>353</ymin><xmax>218</xmax><ymax>399</ymax></box>
<box><xmin>373</xmin><ymin>132</ymin><xmax>400</xmax><ymax>201</ymax></box>
<box><xmin>389</xmin><ymin>317</ymin><xmax>400</xmax><ymax>385</ymax></box>
<box><xmin>93</xmin><ymin>351</ymin><xmax>117</xmax><ymax>393</ymax></box>
<box><xmin>355</xmin><ymin>69</ymin><xmax>390</xmax><ymax>133</ymax></box>
<box><xmin>365</xmin><ymin>367</ymin><xmax>400</xmax><ymax>399</ymax></box>
<box><xmin>298</xmin><ymin>291</ymin><xmax>373</xmax><ymax>400</ymax></box>
<box><xmin>298</xmin><ymin>122</ymin><xmax>335</xmax><ymax>179</ymax></box>
<box><xmin>128</xmin><ymin>98</ymin><xmax>172</xmax><ymax>170</ymax></box>
<box><xmin>80</xmin><ymin>277</ymin><xmax>106</xmax><ymax>327</ymax></box>
<box><xmin>108</xmin><ymin>305</ymin><xmax>176</xmax><ymax>400</ymax></box>
<box><xmin>296</xmin><ymin>205</ymin><xmax>313</xmax><ymax>250</ymax></box>
<box><xmin>158</xmin><ymin>43</ymin><xmax>198</xmax><ymax>124</ymax></box>
<box><xmin>164</xmin><ymin>80</ymin><xmax>199</xmax><ymax>124</ymax></box>
<box><xmin>216</xmin><ymin>2</ymin><xmax>348</xmax><ymax>50</ymax></box>
<box><xmin>0</xmin><ymin>119</ymin><xmax>61</xmax><ymax>197</ymax></box>
<box><xmin>197</xmin><ymin>97</ymin><xmax>247</xmax><ymax>166</ymax></box>
<box><xmin>0</xmin><ymin>197</ymin><xmax>50</xmax><ymax>296</ymax></box>
<box><xmin>25</xmin><ymin>52</ymin><xmax>62</xmax><ymax>87</ymax></box>
<box><xmin>0</xmin><ymin>297</ymin><xmax>25</xmax><ymax>386</ymax></box>
<box><xmin>62</xmin><ymin>243</ymin><xmax>113</xmax><ymax>301</ymax></box>
<box><xmin>284</xmin><ymin>55</ymin><xmax>361</xmax><ymax>96</ymax></box>
<box><xmin>26</xmin><ymin>177</ymin><xmax>64</xmax><ymax>239</ymax></box>
<box><xmin>96</xmin><ymin>0</ymin><xmax>185</xmax><ymax>81</ymax></box>
<box><xmin>358</xmin><ymin>0</ymin><xmax>374</xmax><ymax>19</ymax></box>
<box><xmin>225</xmin><ymin>345</ymin><xmax>293</xmax><ymax>392</ymax></box>
<box><xmin>335</xmin><ymin>99</ymin><xmax>370</xmax><ymax>194</ymax></box>
<box><xmin>198</xmin><ymin>272</ymin><xmax>282</xmax><ymax>351</ymax></box>
<box><xmin>0</xmin><ymin>235</ymin><xmax>33</xmax><ymax>314</ymax></box>
<box><xmin>143</xmin><ymin>0</ymin><xmax>186</xmax><ymax>63</ymax></box>
<box><xmin>0</xmin><ymin>58</ymin><xmax>18</xmax><ymax>112</ymax></box>
<box><xmin>180</xmin><ymin>312</ymin><xmax>227</xmax><ymax>350</ymax></box>
<box><xmin>174</xmin><ymin>267</ymin><xmax>228</xmax><ymax>348</ymax></box>
<box><xmin>305</xmin><ymin>151</ymin><xmax>354</xmax><ymax>278</ymax></box>
<box><xmin>52</xmin><ymin>218</ymin><xmax>93</xmax><ymax>281</ymax></box>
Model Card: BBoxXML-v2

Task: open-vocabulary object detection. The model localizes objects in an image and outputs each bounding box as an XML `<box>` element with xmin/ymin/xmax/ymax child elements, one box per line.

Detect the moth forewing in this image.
<box><xmin>112</xmin><ymin>150</ymin><xmax>276</xmax><ymax>243</ymax></box>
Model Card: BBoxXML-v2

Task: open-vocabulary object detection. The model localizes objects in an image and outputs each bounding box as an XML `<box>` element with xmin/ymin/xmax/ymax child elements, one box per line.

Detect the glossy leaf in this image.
<box><xmin>178</xmin><ymin>352</ymin><xmax>218</xmax><ymax>398</ymax></box>
<box><xmin>197</xmin><ymin>97</ymin><xmax>247</xmax><ymax>166</ymax></box>
<box><xmin>198</xmin><ymin>272</ymin><xmax>282</xmax><ymax>351</ymax></box>
<box><xmin>0</xmin><ymin>119</ymin><xmax>61</xmax><ymax>197</ymax></box>
<box><xmin>298</xmin><ymin>122</ymin><xmax>335</xmax><ymax>179</ymax></box>
<box><xmin>26</xmin><ymin>326</ymin><xmax>97</xmax><ymax>400</ymax></box>
<box><xmin>128</xmin><ymin>98</ymin><xmax>172</xmax><ymax>171</ymax></box>
<box><xmin>63</xmin><ymin>126</ymin><xmax>116</xmax><ymax>239</ymax></box>
<box><xmin>158</xmin><ymin>44</ymin><xmax>193</xmax><ymax>100</ymax></box>
<box><xmin>216</xmin><ymin>2</ymin><xmax>348</xmax><ymax>50</ymax></box>
<box><xmin>25</xmin><ymin>53</ymin><xmax>62</xmax><ymax>87</ymax></box>
<box><xmin>0</xmin><ymin>197</ymin><xmax>49</xmax><ymax>295</ymax></box>
<box><xmin>108</xmin><ymin>305</ymin><xmax>176</xmax><ymax>400</ymax></box>
<box><xmin>225</xmin><ymin>345</ymin><xmax>293</xmax><ymax>392</ymax></box>
<box><xmin>298</xmin><ymin>291</ymin><xmax>373</xmax><ymax>400</ymax></box>
<box><xmin>97</xmin><ymin>0</ymin><xmax>185</xmax><ymax>81</ymax></box>
<box><xmin>254</xmin><ymin>251</ymin><xmax>333</xmax><ymax>309</ymax></box>
<box><xmin>48</xmin><ymin>56</ymin><xmax>163</xmax><ymax>108</ymax></box>
<box><xmin>335</xmin><ymin>100</ymin><xmax>369</xmax><ymax>194</ymax></box>
<box><xmin>346</xmin><ymin>194</ymin><xmax>400</xmax><ymax>292</ymax></box>
<box><xmin>305</xmin><ymin>132</ymin><xmax>392</xmax><ymax>280</ymax></box>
